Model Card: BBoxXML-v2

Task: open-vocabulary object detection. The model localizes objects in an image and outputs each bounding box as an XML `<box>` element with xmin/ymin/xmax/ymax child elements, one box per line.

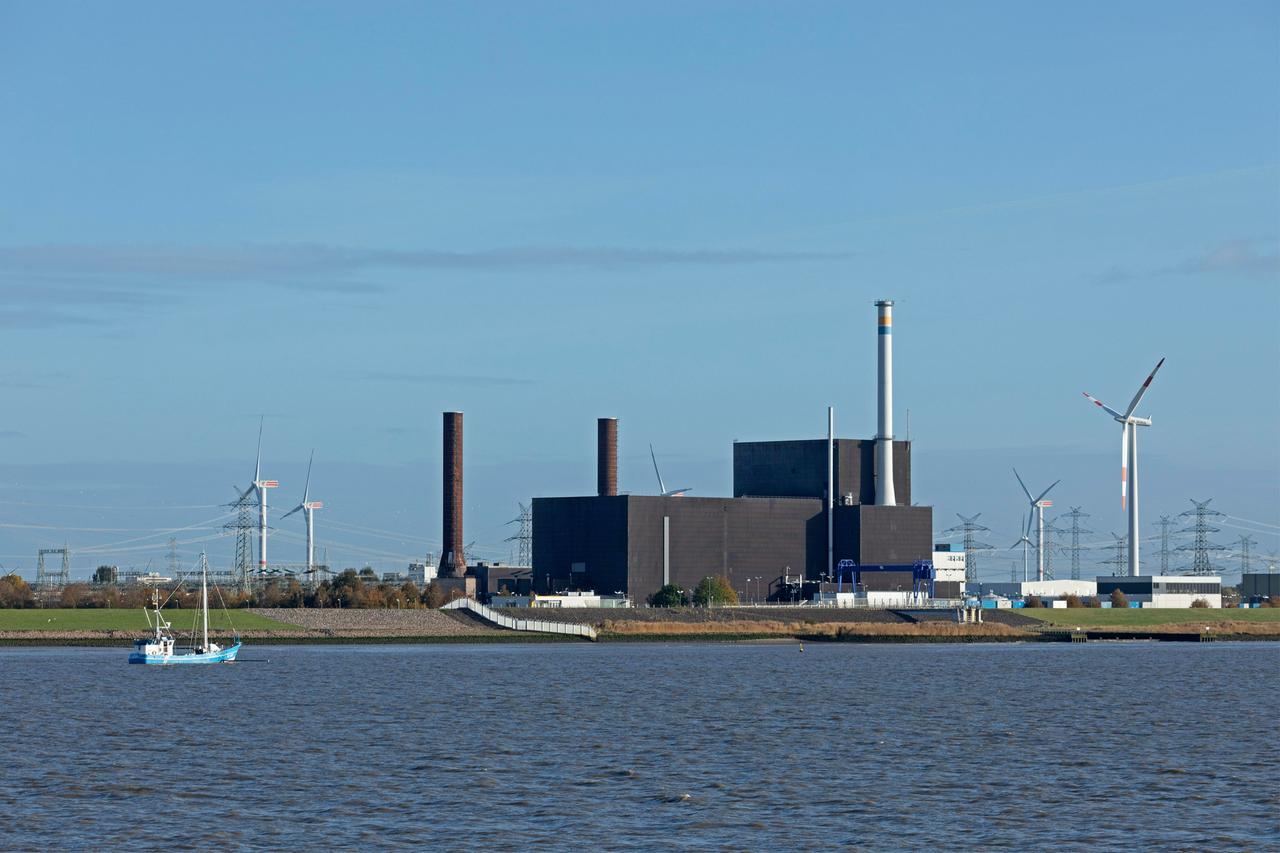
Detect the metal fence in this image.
<box><xmin>443</xmin><ymin>598</ymin><xmax>598</xmax><ymax>640</ymax></box>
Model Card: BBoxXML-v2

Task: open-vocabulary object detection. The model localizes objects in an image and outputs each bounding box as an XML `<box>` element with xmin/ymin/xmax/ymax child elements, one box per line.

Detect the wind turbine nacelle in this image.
<box><xmin>260</xmin><ymin>480</ymin><xmax>279</xmax><ymax>489</ymax></box>
<box><xmin>1129</xmin><ymin>416</ymin><xmax>1152</xmax><ymax>427</ymax></box>
<box><xmin>306</xmin><ymin>501</ymin><xmax>324</xmax><ymax>509</ymax></box>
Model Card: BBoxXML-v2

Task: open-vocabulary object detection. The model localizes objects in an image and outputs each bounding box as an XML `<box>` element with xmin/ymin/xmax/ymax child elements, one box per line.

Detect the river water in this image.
<box><xmin>1</xmin><ymin>642</ymin><xmax>1276</xmax><ymax>851</ymax></box>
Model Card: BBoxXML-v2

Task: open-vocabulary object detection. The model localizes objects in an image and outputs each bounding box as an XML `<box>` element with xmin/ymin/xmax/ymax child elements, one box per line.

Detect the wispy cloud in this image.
<box><xmin>0</xmin><ymin>430</ymin><xmax>26</xmax><ymax>439</ymax></box>
<box><xmin>0</xmin><ymin>243</ymin><xmax>846</xmax><ymax>280</ymax></box>
<box><xmin>362</xmin><ymin>370</ymin><xmax>534</xmax><ymax>388</ymax></box>
<box><xmin>1096</xmin><ymin>238</ymin><xmax>1280</xmax><ymax>284</ymax></box>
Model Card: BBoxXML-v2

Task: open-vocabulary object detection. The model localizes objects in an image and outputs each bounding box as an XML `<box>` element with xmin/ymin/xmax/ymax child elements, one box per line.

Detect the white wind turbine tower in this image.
<box><xmin>282</xmin><ymin>450</ymin><xmax>323</xmax><ymax>585</ymax></box>
<box><xmin>1009</xmin><ymin>517</ymin><xmax>1034</xmax><ymax>583</ymax></box>
<box><xmin>236</xmin><ymin>418</ymin><xmax>278</xmax><ymax>575</ymax></box>
<box><xmin>1014</xmin><ymin>468</ymin><xmax>1059</xmax><ymax>583</ymax></box>
<box><xmin>1083</xmin><ymin>358</ymin><xmax>1165</xmax><ymax>577</ymax></box>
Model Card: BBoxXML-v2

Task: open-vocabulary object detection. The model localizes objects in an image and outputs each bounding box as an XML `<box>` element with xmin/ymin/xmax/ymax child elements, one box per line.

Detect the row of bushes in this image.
<box><xmin>647</xmin><ymin>576</ymin><xmax>739</xmax><ymax>608</ymax></box>
<box><xmin>1023</xmin><ymin>590</ymin><xmax>1215</xmax><ymax>609</ymax></box>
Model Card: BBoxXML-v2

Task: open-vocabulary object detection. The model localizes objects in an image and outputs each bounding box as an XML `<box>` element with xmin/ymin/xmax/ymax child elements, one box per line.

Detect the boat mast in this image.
<box><xmin>201</xmin><ymin>554</ymin><xmax>209</xmax><ymax>651</ymax></box>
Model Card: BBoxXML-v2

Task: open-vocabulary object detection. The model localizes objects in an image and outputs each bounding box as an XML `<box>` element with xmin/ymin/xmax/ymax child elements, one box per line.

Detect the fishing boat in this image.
<box><xmin>128</xmin><ymin>555</ymin><xmax>241</xmax><ymax>665</ymax></box>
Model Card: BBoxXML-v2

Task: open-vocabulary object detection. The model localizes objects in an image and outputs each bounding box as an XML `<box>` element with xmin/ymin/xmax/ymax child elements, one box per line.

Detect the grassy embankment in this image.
<box><xmin>600</xmin><ymin>619</ymin><xmax>1029</xmax><ymax>641</ymax></box>
<box><xmin>0</xmin><ymin>608</ymin><xmax>290</xmax><ymax>632</ymax></box>
<box><xmin>1015</xmin><ymin>607</ymin><xmax>1280</xmax><ymax>634</ymax></box>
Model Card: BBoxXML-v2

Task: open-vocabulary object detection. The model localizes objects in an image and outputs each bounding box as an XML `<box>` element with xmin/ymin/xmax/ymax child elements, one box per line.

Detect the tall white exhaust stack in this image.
<box><xmin>875</xmin><ymin>300</ymin><xmax>896</xmax><ymax>506</ymax></box>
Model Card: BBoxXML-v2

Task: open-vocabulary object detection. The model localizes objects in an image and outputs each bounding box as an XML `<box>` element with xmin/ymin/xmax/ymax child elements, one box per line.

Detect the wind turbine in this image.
<box><xmin>282</xmin><ymin>450</ymin><xmax>323</xmax><ymax>586</ymax></box>
<box><xmin>1013</xmin><ymin>468</ymin><xmax>1059</xmax><ymax>583</ymax></box>
<box><xmin>1009</xmin><ymin>516</ymin><xmax>1034</xmax><ymax>583</ymax></box>
<box><xmin>1083</xmin><ymin>358</ymin><xmax>1165</xmax><ymax>577</ymax></box>
<box><xmin>649</xmin><ymin>444</ymin><xmax>691</xmax><ymax>497</ymax></box>
<box><xmin>236</xmin><ymin>417</ymin><xmax>278</xmax><ymax>574</ymax></box>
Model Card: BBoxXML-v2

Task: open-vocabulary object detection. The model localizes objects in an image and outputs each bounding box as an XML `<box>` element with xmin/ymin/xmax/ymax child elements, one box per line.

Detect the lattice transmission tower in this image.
<box><xmin>1062</xmin><ymin>507</ymin><xmax>1092</xmax><ymax>580</ymax></box>
<box><xmin>1102</xmin><ymin>533</ymin><xmax>1128</xmax><ymax>575</ymax></box>
<box><xmin>36</xmin><ymin>547</ymin><xmax>70</xmax><ymax>589</ymax></box>
<box><xmin>1155</xmin><ymin>515</ymin><xmax>1176</xmax><ymax>575</ymax></box>
<box><xmin>224</xmin><ymin>491</ymin><xmax>255</xmax><ymax>592</ymax></box>
<box><xmin>944</xmin><ymin>513</ymin><xmax>992</xmax><ymax>582</ymax></box>
<box><xmin>1041</xmin><ymin>516</ymin><xmax>1061</xmax><ymax>581</ymax></box>
<box><xmin>1236</xmin><ymin>535</ymin><xmax>1257</xmax><ymax>575</ymax></box>
<box><xmin>505</xmin><ymin>503</ymin><xmax>532</xmax><ymax>567</ymax></box>
<box><xmin>1177</xmin><ymin>498</ymin><xmax>1227</xmax><ymax>576</ymax></box>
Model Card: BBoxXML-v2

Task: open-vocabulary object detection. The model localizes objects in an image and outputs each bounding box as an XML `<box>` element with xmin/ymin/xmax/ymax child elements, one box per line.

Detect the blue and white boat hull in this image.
<box><xmin>128</xmin><ymin>642</ymin><xmax>241</xmax><ymax>665</ymax></box>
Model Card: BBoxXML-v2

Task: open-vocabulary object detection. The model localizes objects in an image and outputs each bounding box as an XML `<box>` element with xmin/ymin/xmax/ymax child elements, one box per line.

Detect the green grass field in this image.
<box><xmin>1017</xmin><ymin>607</ymin><xmax>1280</xmax><ymax>627</ymax></box>
<box><xmin>0</xmin><ymin>608</ymin><xmax>291</xmax><ymax>632</ymax></box>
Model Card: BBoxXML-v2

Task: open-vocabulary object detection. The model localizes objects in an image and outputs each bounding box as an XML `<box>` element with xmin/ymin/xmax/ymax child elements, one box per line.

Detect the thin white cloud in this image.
<box><xmin>1096</xmin><ymin>237</ymin><xmax>1279</xmax><ymax>284</ymax></box>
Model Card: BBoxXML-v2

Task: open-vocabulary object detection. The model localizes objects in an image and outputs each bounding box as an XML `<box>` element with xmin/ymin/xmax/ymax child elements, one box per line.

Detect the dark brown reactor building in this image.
<box><xmin>532</xmin><ymin>421</ymin><xmax>933</xmax><ymax>601</ymax></box>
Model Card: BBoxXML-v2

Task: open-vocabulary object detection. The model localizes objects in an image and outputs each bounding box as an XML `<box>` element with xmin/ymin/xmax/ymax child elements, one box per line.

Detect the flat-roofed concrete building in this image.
<box><xmin>1096</xmin><ymin>575</ymin><xmax>1222</xmax><ymax>608</ymax></box>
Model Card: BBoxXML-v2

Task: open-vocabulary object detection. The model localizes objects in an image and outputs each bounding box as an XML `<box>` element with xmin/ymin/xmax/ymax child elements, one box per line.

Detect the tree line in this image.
<box><xmin>0</xmin><ymin>569</ymin><xmax>464</xmax><ymax>610</ymax></box>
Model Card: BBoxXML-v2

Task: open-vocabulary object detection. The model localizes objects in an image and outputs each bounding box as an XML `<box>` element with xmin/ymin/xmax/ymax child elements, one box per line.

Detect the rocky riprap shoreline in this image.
<box><xmin>249</xmin><ymin>607</ymin><xmax>504</xmax><ymax>637</ymax></box>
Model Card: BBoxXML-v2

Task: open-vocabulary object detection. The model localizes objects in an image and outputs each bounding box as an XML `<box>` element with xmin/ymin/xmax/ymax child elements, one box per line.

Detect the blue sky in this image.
<box><xmin>1</xmin><ymin>1</ymin><xmax>1277</xmax><ymax>580</ymax></box>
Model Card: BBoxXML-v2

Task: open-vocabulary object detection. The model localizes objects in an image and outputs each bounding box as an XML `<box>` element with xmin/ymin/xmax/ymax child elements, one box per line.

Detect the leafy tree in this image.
<box><xmin>421</xmin><ymin>581</ymin><xmax>446</xmax><ymax>609</ymax></box>
<box><xmin>1063</xmin><ymin>594</ymin><xmax>1083</xmax><ymax>608</ymax></box>
<box><xmin>1109</xmin><ymin>588</ymin><xmax>1129</xmax><ymax>609</ymax></box>
<box><xmin>1190</xmin><ymin>598</ymin><xmax>1210</xmax><ymax>609</ymax></box>
<box><xmin>0</xmin><ymin>573</ymin><xmax>35</xmax><ymax>608</ymax></box>
<box><xmin>1024</xmin><ymin>595</ymin><xmax>1043</xmax><ymax>609</ymax></box>
<box><xmin>59</xmin><ymin>583</ymin><xmax>92</xmax><ymax>608</ymax></box>
<box><xmin>692</xmin><ymin>576</ymin><xmax>738</xmax><ymax>607</ymax></box>
<box><xmin>648</xmin><ymin>584</ymin><xmax>687</xmax><ymax>608</ymax></box>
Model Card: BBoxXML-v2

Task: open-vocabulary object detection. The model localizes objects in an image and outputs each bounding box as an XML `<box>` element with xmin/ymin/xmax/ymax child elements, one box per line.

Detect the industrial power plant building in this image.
<box><xmin>533</xmin><ymin>301</ymin><xmax>939</xmax><ymax>602</ymax></box>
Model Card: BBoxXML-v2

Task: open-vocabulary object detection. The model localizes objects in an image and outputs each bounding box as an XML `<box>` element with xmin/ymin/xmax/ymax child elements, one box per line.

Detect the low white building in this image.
<box><xmin>932</xmin><ymin>549</ymin><xmax>967</xmax><ymax>599</ymax></box>
<box><xmin>406</xmin><ymin>562</ymin><xmax>438</xmax><ymax>586</ymax></box>
<box><xmin>494</xmin><ymin>590</ymin><xmax>632</xmax><ymax>609</ymax></box>
<box><xmin>1096</xmin><ymin>575</ymin><xmax>1222</xmax><ymax>608</ymax></box>
<box><xmin>968</xmin><ymin>579</ymin><xmax>1098</xmax><ymax>601</ymax></box>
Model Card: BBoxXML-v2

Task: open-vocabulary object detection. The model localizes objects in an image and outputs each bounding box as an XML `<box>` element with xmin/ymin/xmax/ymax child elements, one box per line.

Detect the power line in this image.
<box><xmin>944</xmin><ymin>513</ymin><xmax>992</xmax><ymax>582</ymax></box>
<box><xmin>504</xmin><ymin>503</ymin><xmax>532</xmax><ymax>567</ymax></box>
<box><xmin>1177</xmin><ymin>498</ymin><xmax>1228</xmax><ymax>576</ymax></box>
<box><xmin>1102</xmin><ymin>532</ymin><xmax>1128</xmax><ymax>575</ymax></box>
<box><xmin>1236</xmin><ymin>535</ymin><xmax>1257</xmax><ymax>575</ymax></box>
<box><xmin>1062</xmin><ymin>507</ymin><xmax>1092</xmax><ymax>581</ymax></box>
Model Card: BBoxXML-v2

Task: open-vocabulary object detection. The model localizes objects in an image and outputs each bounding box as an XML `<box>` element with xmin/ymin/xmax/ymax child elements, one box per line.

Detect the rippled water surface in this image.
<box><xmin>2</xmin><ymin>642</ymin><xmax>1277</xmax><ymax>851</ymax></box>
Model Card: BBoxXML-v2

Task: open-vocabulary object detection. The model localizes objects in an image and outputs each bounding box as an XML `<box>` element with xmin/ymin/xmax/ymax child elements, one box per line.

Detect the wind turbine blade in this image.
<box><xmin>1120</xmin><ymin>422</ymin><xmax>1129</xmax><ymax>510</ymax></box>
<box><xmin>303</xmin><ymin>449</ymin><xmax>314</xmax><ymax>503</ymax></box>
<box><xmin>254</xmin><ymin>416</ymin><xmax>263</xmax><ymax>482</ymax></box>
<box><xmin>650</xmin><ymin>444</ymin><xmax>667</xmax><ymax>495</ymax></box>
<box><xmin>1082</xmin><ymin>392</ymin><xmax>1125</xmax><ymax>421</ymax></box>
<box><xmin>1034</xmin><ymin>479</ymin><xmax>1061</xmax><ymax>504</ymax></box>
<box><xmin>282</xmin><ymin>504</ymin><xmax>303</xmax><ymax>520</ymax></box>
<box><xmin>1013</xmin><ymin>468</ymin><xmax>1033</xmax><ymax>503</ymax></box>
<box><xmin>1122</xmin><ymin>357</ymin><xmax>1165</xmax><ymax>420</ymax></box>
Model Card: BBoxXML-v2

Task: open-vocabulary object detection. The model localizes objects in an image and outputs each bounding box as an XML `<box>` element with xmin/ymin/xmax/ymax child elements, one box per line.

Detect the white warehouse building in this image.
<box><xmin>969</xmin><ymin>579</ymin><xmax>1098</xmax><ymax>601</ymax></box>
<box><xmin>1096</xmin><ymin>575</ymin><xmax>1222</xmax><ymax>608</ymax></box>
